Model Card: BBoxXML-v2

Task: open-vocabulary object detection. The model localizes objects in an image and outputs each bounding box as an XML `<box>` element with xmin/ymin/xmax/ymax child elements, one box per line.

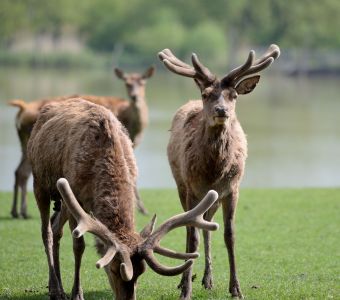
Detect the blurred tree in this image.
<box><xmin>182</xmin><ymin>21</ymin><xmax>227</xmax><ymax>67</ymax></box>
<box><xmin>0</xmin><ymin>0</ymin><xmax>27</xmax><ymax>47</ymax></box>
<box><xmin>79</xmin><ymin>0</ymin><xmax>133</xmax><ymax>52</ymax></box>
<box><xmin>126</xmin><ymin>8</ymin><xmax>186</xmax><ymax>59</ymax></box>
<box><xmin>0</xmin><ymin>0</ymin><xmax>339</xmax><ymax>68</ymax></box>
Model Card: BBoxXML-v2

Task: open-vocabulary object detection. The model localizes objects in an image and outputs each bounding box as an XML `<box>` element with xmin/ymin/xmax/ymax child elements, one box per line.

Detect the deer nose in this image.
<box><xmin>130</xmin><ymin>95</ymin><xmax>137</xmax><ymax>102</ymax></box>
<box><xmin>215</xmin><ymin>107</ymin><xmax>228</xmax><ymax>117</ymax></box>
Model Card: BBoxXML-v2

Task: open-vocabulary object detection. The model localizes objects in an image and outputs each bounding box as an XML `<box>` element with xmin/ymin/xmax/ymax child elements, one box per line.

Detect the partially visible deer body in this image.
<box><xmin>9</xmin><ymin>66</ymin><xmax>154</xmax><ymax>218</ymax></box>
<box><xmin>159</xmin><ymin>45</ymin><xmax>280</xmax><ymax>299</ymax></box>
<box><xmin>27</xmin><ymin>98</ymin><xmax>219</xmax><ymax>300</ymax></box>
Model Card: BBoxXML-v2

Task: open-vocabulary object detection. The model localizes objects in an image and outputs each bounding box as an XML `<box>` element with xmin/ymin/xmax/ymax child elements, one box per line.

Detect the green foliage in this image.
<box><xmin>126</xmin><ymin>8</ymin><xmax>187</xmax><ymax>58</ymax></box>
<box><xmin>0</xmin><ymin>0</ymin><xmax>339</xmax><ymax>67</ymax></box>
<box><xmin>182</xmin><ymin>21</ymin><xmax>227</xmax><ymax>67</ymax></box>
<box><xmin>0</xmin><ymin>0</ymin><xmax>27</xmax><ymax>47</ymax></box>
<box><xmin>0</xmin><ymin>189</ymin><xmax>339</xmax><ymax>299</ymax></box>
<box><xmin>0</xmin><ymin>50</ymin><xmax>111</xmax><ymax>68</ymax></box>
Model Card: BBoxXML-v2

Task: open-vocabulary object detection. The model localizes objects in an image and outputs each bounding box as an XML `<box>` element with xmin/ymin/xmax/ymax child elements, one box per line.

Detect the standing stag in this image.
<box><xmin>9</xmin><ymin>66</ymin><xmax>154</xmax><ymax>218</ymax></box>
<box><xmin>27</xmin><ymin>98</ymin><xmax>219</xmax><ymax>300</ymax></box>
<box><xmin>159</xmin><ymin>45</ymin><xmax>280</xmax><ymax>299</ymax></box>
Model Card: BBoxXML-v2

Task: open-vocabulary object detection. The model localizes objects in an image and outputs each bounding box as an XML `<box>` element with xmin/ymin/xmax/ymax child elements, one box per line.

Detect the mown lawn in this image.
<box><xmin>0</xmin><ymin>189</ymin><xmax>339</xmax><ymax>300</ymax></box>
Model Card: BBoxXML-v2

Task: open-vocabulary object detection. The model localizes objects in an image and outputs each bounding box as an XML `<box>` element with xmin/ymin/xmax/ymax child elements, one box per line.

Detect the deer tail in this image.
<box><xmin>8</xmin><ymin>99</ymin><xmax>27</xmax><ymax>111</ymax></box>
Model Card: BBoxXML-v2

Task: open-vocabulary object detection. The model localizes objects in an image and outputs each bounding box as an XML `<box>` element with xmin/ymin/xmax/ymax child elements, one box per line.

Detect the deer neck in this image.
<box><xmin>129</xmin><ymin>96</ymin><xmax>148</xmax><ymax>124</ymax></box>
<box><xmin>201</xmin><ymin>116</ymin><xmax>235</xmax><ymax>147</ymax></box>
<box><xmin>130</xmin><ymin>95</ymin><xmax>147</xmax><ymax>116</ymax></box>
<box><xmin>91</xmin><ymin>148</ymin><xmax>136</xmax><ymax>236</ymax></box>
<box><xmin>197</xmin><ymin>115</ymin><xmax>238</xmax><ymax>166</ymax></box>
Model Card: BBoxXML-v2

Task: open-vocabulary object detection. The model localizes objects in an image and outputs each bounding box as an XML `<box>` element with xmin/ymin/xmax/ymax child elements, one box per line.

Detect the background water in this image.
<box><xmin>0</xmin><ymin>67</ymin><xmax>339</xmax><ymax>191</ymax></box>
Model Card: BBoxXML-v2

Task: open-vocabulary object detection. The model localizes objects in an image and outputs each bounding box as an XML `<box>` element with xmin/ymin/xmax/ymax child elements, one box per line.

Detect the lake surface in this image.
<box><xmin>0</xmin><ymin>67</ymin><xmax>339</xmax><ymax>191</ymax></box>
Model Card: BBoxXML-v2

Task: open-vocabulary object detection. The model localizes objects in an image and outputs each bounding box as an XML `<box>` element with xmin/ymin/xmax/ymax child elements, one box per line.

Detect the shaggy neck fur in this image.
<box><xmin>192</xmin><ymin>113</ymin><xmax>244</xmax><ymax>183</ymax></box>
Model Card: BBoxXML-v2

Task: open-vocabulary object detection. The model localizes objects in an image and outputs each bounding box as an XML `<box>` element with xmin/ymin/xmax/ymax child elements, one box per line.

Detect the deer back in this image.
<box><xmin>28</xmin><ymin>98</ymin><xmax>137</xmax><ymax>232</ymax></box>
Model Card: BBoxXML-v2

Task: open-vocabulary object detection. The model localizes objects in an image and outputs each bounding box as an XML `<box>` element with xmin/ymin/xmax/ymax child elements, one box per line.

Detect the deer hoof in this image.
<box><xmin>202</xmin><ymin>273</ymin><xmax>213</xmax><ymax>289</ymax></box>
<box><xmin>49</xmin><ymin>293</ymin><xmax>67</xmax><ymax>300</ymax></box>
<box><xmin>21</xmin><ymin>213</ymin><xmax>31</xmax><ymax>219</ymax></box>
<box><xmin>71</xmin><ymin>287</ymin><xmax>84</xmax><ymax>300</ymax></box>
<box><xmin>230</xmin><ymin>285</ymin><xmax>244</xmax><ymax>299</ymax></box>
<box><xmin>11</xmin><ymin>211</ymin><xmax>19</xmax><ymax>218</ymax></box>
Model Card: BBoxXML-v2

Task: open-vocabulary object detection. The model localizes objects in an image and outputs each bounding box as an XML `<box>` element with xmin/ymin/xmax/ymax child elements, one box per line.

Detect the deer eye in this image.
<box><xmin>202</xmin><ymin>92</ymin><xmax>209</xmax><ymax>99</ymax></box>
<box><xmin>202</xmin><ymin>87</ymin><xmax>214</xmax><ymax>99</ymax></box>
<box><xmin>230</xmin><ymin>91</ymin><xmax>238</xmax><ymax>100</ymax></box>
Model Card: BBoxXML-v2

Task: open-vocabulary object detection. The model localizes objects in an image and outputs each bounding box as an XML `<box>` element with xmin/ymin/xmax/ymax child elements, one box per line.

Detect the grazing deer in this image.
<box><xmin>9</xmin><ymin>66</ymin><xmax>154</xmax><ymax>218</ymax></box>
<box><xmin>158</xmin><ymin>45</ymin><xmax>280</xmax><ymax>299</ymax></box>
<box><xmin>27</xmin><ymin>98</ymin><xmax>219</xmax><ymax>300</ymax></box>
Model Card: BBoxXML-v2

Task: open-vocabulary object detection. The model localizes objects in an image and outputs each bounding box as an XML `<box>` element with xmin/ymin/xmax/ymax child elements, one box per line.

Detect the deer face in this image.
<box><xmin>105</xmin><ymin>254</ymin><xmax>146</xmax><ymax>300</ymax></box>
<box><xmin>201</xmin><ymin>84</ymin><xmax>237</xmax><ymax>127</ymax></box>
<box><xmin>201</xmin><ymin>76</ymin><xmax>260</xmax><ymax>127</ymax></box>
<box><xmin>115</xmin><ymin>67</ymin><xmax>155</xmax><ymax>104</ymax></box>
<box><xmin>158</xmin><ymin>46</ymin><xmax>280</xmax><ymax>127</ymax></box>
<box><xmin>56</xmin><ymin>178</ymin><xmax>219</xmax><ymax>300</ymax></box>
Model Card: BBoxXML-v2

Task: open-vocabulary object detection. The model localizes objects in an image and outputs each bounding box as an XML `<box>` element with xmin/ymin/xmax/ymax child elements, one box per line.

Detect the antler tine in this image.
<box><xmin>162</xmin><ymin>59</ymin><xmax>196</xmax><ymax>78</ymax></box>
<box><xmin>235</xmin><ymin>57</ymin><xmax>274</xmax><ymax>80</ymax></box>
<box><xmin>56</xmin><ymin>178</ymin><xmax>134</xmax><ymax>281</ymax></box>
<box><xmin>154</xmin><ymin>245</ymin><xmax>199</xmax><ymax>259</ymax></box>
<box><xmin>191</xmin><ymin>53</ymin><xmax>216</xmax><ymax>82</ymax></box>
<box><xmin>233</xmin><ymin>45</ymin><xmax>280</xmax><ymax>82</ymax></box>
<box><xmin>139</xmin><ymin>190</ymin><xmax>219</xmax><ymax>276</ymax></box>
<box><xmin>158</xmin><ymin>49</ymin><xmax>195</xmax><ymax>78</ymax></box>
<box><xmin>146</xmin><ymin>190</ymin><xmax>219</xmax><ymax>245</ymax></box>
<box><xmin>222</xmin><ymin>44</ymin><xmax>280</xmax><ymax>86</ymax></box>
<box><xmin>222</xmin><ymin>50</ymin><xmax>255</xmax><ymax>85</ymax></box>
<box><xmin>236</xmin><ymin>44</ymin><xmax>279</xmax><ymax>80</ymax></box>
<box><xmin>143</xmin><ymin>249</ymin><xmax>194</xmax><ymax>276</ymax></box>
<box><xmin>254</xmin><ymin>44</ymin><xmax>280</xmax><ymax>65</ymax></box>
<box><xmin>159</xmin><ymin>49</ymin><xmax>192</xmax><ymax>69</ymax></box>
<box><xmin>158</xmin><ymin>49</ymin><xmax>215</xmax><ymax>84</ymax></box>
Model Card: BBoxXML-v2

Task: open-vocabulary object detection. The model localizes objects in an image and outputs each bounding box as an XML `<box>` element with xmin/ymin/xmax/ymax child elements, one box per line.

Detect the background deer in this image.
<box><xmin>27</xmin><ymin>98</ymin><xmax>219</xmax><ymax>300</ymax></box>
<box><xmin>9</xmin><ymin>66</ymin><xmax>154</xmax><ymax>218</ymax></box>
<box><xmin>159</xmin><ymin>45</ymin><xmax>280</xmax><ymax>299</ymax></box>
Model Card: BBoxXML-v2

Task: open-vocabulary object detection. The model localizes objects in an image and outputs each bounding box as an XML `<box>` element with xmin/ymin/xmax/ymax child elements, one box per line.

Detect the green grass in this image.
<box><xmin>0</xmin><ymin>189</ymin><xmax>339</xmax><ymax>300</ymax></box>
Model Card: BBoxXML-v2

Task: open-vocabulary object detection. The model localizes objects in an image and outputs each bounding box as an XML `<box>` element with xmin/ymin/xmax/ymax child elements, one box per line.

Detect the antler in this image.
<box><xmin>56</xmin><ymin>178</ymin><xmax>133</xmax><ymax>281</ymax></box>
<box><xmin>57</xmin><ymin>178</ymin><xmax>219</xmax><ymax>278</ymax></box>
<box><xmin>222</xmin><ymin>44</ymin><xmax>280</xmax><ymax>86</ymax></box>
<box><xmin>138</xmin><ymin>190</ymin><xmax>219</xmax><ymax>276</ymax></box>
<box><xmin>158</xmin><ymin>49</ymin><xmax>216</xmax><ymax>84</ymax></box>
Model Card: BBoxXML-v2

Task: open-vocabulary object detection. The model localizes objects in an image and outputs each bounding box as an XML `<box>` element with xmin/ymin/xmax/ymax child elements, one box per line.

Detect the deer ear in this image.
<box><xmin>142</xmin><ymin>66</ymin><xmax>155</xmax><ymax>79</ymax></box>
<box><xmin>114</xmin><ymin>68</ymin><xmax>126</xmax><ymax>80</ymax></box>
<box><xmin>235</xmin><ymin>75</ymin><xmax>260</xmax><ymax>95</ymax></box>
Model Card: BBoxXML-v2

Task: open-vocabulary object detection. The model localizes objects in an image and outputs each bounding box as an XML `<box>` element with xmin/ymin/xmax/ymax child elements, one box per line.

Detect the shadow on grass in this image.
<box><xmin>0</xmin><ymin>216</ymin><xmax>16</xmax><ymax>221</ymax></box>
<box><xmin>0</xmin><ymin>290</ymin><xmax>110</xmax><ymax>300</ymax></box>
<box><xmin>0</xmin><ymin>216</ymin><xmax>37</xmax><ymax>222</ymax></box>
<box><xmin>0</xmin><ymin>215</ymin><xmax>37</xmax><ymax>221</ymax></box>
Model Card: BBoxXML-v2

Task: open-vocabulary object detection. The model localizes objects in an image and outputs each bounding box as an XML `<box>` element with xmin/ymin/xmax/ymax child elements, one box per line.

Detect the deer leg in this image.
<box><xmin>20</xmin><ymin>175</ymin><xmax>30</xmax><ymax>219</ymax></box>
<box><xmin>11</xmin><ymin>156</ymin><xmax>31</xmax><ymax>218</ymax></box>
<box><xmin>11</xmin><ymin>175</ymin><xmax>19</xmax><ymax>218</ymax></box>
<box><xmin>134</xmin><ymin>185</ymin><xmax>148</xmax><ymax>215</ymax></box>
<box><xmin>19</xmin><ymin>157</ymin><xmax>31</xmax><ymax>219</ymax></box>
<box><xmin>51</xmin><ymin>206</ymin><xmax>68</xmax><ymax>298</ymax></box>
<box><xmin>178</xmin><ymin>225</ymin><xmax>199</xmax><ymax>300</ymax></box>
<box><xmin>202</xmin><ymin>202</ymin><xmax>220</xmax><ymax>289</ymax></box>
<box><xmin>69</xmin><ymin>216</ymin><xmax>85</xmax><ymax>300</ymax></box>
<box><xmin>222</xmin><ymin>192</ymin><xmax>243</xmax><ymax>299</ymax></box>
<box><xmin>35</xmin><ymin>188</ymin><xmax>66</xmax><ymax>300</ymax></box>
<box><xmin>11</xmin><ymin>154</ymin><xmax>31</xmax><ymax>218</ymax></box>
<box><xmin>179</xmin><ymin>193</ymin><xmax>200</xmax><ymax>300</ymax></box>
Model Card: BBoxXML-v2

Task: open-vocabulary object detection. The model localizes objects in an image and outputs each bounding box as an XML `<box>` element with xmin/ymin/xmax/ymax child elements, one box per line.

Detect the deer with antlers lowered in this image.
<box><xmin>159</xmin><ymin>45</ymin><xmax>280</xmax><ymax>299</ymax></box>
<box><xmin>27</xmin><ymin>98</ymin><xmax>219</xmax><ymax>300</ymax></box>
<box><xmin>9</xmin><ymin>66</ymin><xmax>154</xmax><ymax>219</ymax></box>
